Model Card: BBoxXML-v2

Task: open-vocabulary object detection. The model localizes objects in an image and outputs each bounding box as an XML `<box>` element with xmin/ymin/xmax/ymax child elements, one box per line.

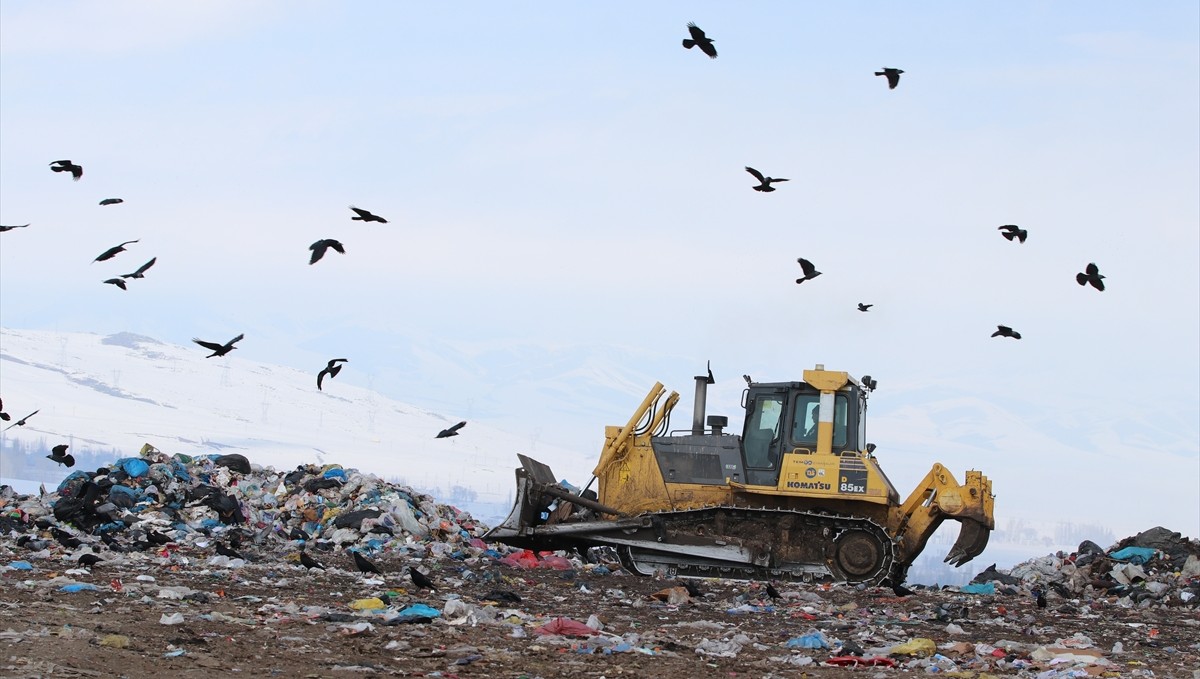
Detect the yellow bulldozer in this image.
<box><xmin>486</xmin><ymin>365</ymin><xmax>994</xmax><ymax>586</ymax></box>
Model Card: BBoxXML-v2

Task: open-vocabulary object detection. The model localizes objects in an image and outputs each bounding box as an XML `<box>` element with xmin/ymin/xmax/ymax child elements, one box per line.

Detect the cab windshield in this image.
<box><xmin>791</xmin><ymin>392</ymin><xmax>850</xmax><ymax>449</ymax></box>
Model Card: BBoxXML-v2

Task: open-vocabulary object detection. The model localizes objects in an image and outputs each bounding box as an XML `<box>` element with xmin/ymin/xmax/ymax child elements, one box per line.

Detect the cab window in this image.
<box><xmin>743</xmin><ymin>395</ymin><xmax>783</xmax><ymax>468</ymax></box>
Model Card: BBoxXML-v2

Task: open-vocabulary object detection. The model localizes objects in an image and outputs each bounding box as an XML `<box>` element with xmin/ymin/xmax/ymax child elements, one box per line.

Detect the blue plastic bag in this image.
<box><xmin>7</xmin><ymin>561</ymin><xmax>33</xmax><ymax>571</ymax></box>
<box><xmin>787</xmin><ymin>632</ymin><xmax>829</xmax><ymax>649</ymax></box>
<box><xmin>117</xmin><ymin>457</ymin><xmax>150</xmax><ymax>478</ymax></box>
<box><xmin>960</xmin><ymin>582</ymin><xmax>996</xmax><ymax>595</ymax></box>
<box><xmin>61</xmin><ymin>583</ymin><xmax>100</xmax><ymax>592</ymax></box>
<box><xmin>1109</xmin><ymin>546</ymin><xmax>1157</xmax><ymax>565</ymax></box>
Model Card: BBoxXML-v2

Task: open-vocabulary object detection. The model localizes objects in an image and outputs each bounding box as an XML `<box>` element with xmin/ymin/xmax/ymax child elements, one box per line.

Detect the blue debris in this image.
<box><xmin>960</xmin><ymin>582</ymin><xmax>996</xmax><ymax>595</ymax></box>
<box><xmin>60</xmin><ymin>583</ymin><xmax>101</xmax><ymax>593</ymax></box>
<box><xmin>1109</xmin><ymin>546</ymin><xmax>1158</xmax><ymax>565</ymax></box>
<box><xmin>7</xmin><ymin>561</ymin><xmax>34</xmax><ymax>571</ymax></box>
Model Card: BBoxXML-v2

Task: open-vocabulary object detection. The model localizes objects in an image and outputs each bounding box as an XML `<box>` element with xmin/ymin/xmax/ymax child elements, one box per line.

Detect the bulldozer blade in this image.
<box><xmin>944</xmin><ymin>518</ymin><xmax>991</xmax><ymax>567</ymax></box>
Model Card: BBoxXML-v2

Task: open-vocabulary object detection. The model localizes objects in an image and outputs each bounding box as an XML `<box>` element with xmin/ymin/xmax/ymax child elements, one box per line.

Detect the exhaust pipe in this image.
<box><xmin>692</xmin><ymin>361</ymin><xmax>715</xmax><ymax>435</ymax></box>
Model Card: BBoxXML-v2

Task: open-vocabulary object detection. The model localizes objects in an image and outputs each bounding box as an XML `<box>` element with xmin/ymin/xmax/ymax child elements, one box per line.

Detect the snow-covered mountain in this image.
<box><xmin>0</xmin><ymin>328</ymin><xmax>597</xmax><ymax>508</ymax></box>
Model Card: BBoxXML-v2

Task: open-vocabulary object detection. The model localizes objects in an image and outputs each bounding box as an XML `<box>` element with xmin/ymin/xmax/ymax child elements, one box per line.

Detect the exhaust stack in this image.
<box><xmin>692</xmin><ymin>361</ymin><xmax>715</xmax><ymax>435</ymax></box>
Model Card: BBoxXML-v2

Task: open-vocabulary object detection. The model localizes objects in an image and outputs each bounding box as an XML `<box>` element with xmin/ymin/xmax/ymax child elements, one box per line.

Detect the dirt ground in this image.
<box><xmin>2</xmin><ymin>547</ymin><xmax>1198</xmax><ymax>679</ymax></box>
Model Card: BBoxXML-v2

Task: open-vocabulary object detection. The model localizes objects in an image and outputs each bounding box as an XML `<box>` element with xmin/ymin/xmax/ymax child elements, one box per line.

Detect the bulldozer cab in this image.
<box><xmin>741</xmin><ymin>381</ymin><xmax>861</xmax><ymax>486</ymax></box>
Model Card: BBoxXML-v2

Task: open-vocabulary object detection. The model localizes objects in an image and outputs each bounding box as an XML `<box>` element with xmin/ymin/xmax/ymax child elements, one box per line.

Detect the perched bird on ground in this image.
<box><xmin>1033</xmin><ymin>588</ymin><xmax>1047</xmax><ymax>608</ymax></box>
<box><xmin>317</xmin><ymin>358</ymin><xmax>349</xmax><ymax>391</ymax></box>
<box><xmin>407</xmin><ymin>566</ymin><xmax>436</xmax><ymax>591</ymax></box>
<box><xmin>193</xmin><ymin>333</ymin><xmax>244</xmax><ymax>357</ymax></box>
<box><xmin>120</xmin><ymin>257</ymin><xmax>156</xmax><ymax>279</ymax></box>
<box><xmin>678</xmin><ymin>580</ymin><xmax>703</xmax><ymax>598</ymax></box>
<box><xmin>1076</xmin><ymin>263</ymin><xmax>1105</xmax><ymax>291</ymax></box>
<box><xmin>857</xmin><ymin>303</ymin><xmax>873</xmax><ymax>312</ymax></box>
<box><xmin>77</xmin><ymin>553</ymin><xmax>103</xmax><ymax>567</ymax></box>
<box><xmin>436</xmin><ymin>421</ymin><xmax>466</xmax><ymax>438</ymax></box>
<box><xmin>299</xmin><ymin>550</ymin><xmax>326</xmax><ymax>570</ymax></box>
<box><xmin>99</xmin><ymin>198</ymin><xmax>124</xmax><ymax>206</ymax></box>
<box><xmin>92</xmin><ymin>240</ymin><xmax>138</xmax><ymax>263</ymax></box>
<box><xmin>47</xmin><ymin>444</ymin><xmax>75</xmax><ymax>468</ymax></box>
<box><xmin>764</xmin><ymin>582</ymin><xmax>782</xmax><ymax>600</ymax></box>
<box><xmin>103</xmin><ymin>278</ymin><xmax>127</xmax><ymax>290</ymax></box>
<box><xmin>350</xmin><ymin>549</ymin><xmax>382</xmax><ymax>575</ymax></box>
<box><xmin>147</xmin><ymin>530</ymin><xmax>172</xmax><ymax>546</ymax></box>
<box><xmin>0</xmin><ymin>224</ymin><xmax>30</xmax><ymax>232</ymax></box>
<box><xmin>991</xmin><ymin>325</ymin><xmax>1022</xmax><ymax>340</ymax></box>
<box><xmin>892</xmin><ymin>582</ymin><xmax>914</xmax><ymax>597</ymax></box>
<box><xmin>745</xmin><ymin>166</ymin><xmax>788</xmax><ymax>192</ymax></box>
<box><xmin>349</xmin><ymin>206</ymin><xmax>387</xmax><ymax>223</ymax></box>
<box><xmin>50</xmin><ymin>160</ymin><xmax>83</xmax><ymax>180</ymax></box>
<box><xmin>875</xmin><ymin>67</ymin><xmax>904</xmax><ymax>89</ymax></box>
<box><xmin>795</xmin><ymin>257</ymin><xmax>822</xmax><ymax>284</ymax></box>
<box><xmin>288</xmin><ymin>527</ymin><xmax>311</xmax><ymax>542</ymax></box>
<box><xmin>3</xmin><ymin>409</ymin><xmax>38</xmax><ymax>431</ymax></box>
<box><xmin>997</xmin><ymin>224</ymin><xmax>1028</xmax><ymax>243</ymax></box>
<box><xmin>215</xmin><ymin>542</ymin><xmax>244</xmax><ymax>560</ymax></box>
<box><xmin>682</xmin><ymin>22</ymin><xmax>717</xmax><ymax>59</ymax></box>
<box><xmin>308</xmin><ymin>238</ymin><xmax>345</xmax><ymax>265</ymax></box>
<box><xmin>51</xmin><ymin>527</ymin><xmax>82</xmax><ymax>550</ymax></box>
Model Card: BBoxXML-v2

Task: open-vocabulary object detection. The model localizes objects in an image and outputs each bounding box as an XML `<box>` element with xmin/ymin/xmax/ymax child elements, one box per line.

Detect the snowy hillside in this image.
<box><xmin>0</xmin><ymin>328</ymin><xmax>597</xmax><ymax>505</ymax></box>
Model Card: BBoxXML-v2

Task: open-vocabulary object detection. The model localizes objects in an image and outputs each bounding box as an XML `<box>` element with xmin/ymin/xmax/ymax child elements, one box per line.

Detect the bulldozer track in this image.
<box><xmin>609</xmin><ymin>506</ymin><xmax>898</xmax><ymax>585</ymax></box>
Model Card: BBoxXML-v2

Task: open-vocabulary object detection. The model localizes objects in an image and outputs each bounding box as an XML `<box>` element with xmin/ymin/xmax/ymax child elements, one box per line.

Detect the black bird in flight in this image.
<box><xmin>875</xmin><ymin>67</ymin><xmax>904</xmax><ymax>89</ymax></box>
<box><xmin>77</xmin><ymin>553</ymin><xmax>103</xmax><ymax>567</ymax></box>
<box><xmin>997</xmin><ymin>224</ymin><xmax>1028</xmax><ymax>243</ymax></box>
<box><xmin>1076</xmin><ymin>263</ymin><xmax>1105</xmax><ymax>291</ymax></box>
<box><xmin>0</xmin><ymin>224</ymin><xmax>30</xmax><ymax>232</ymax></box>
<box><xmin>991</xmin><ymin>325</ymin><xmax>1022</xmax><ymax>340</ymax></box>
<box><xmin>308</xmin><ymin>238</ymin><xmax>345</xmax><ymax>265</ymax></box>
<box><xmin>317</xmin><ymin>358</ymin><xmax>349</xmax><ymax>390</ymax></box>
<box><xmin>795</xmin><ymin>257</ymin><xmax>822</xmax><ymax>284</ymax></box>
<box><xmin>408</xmin><ymin>566</ymin><xmax>436</xmax><ymax>591</ymax></box>
<box><xmin>299</xmin><ymin>550</ymin><xmax>326</xmax><ymax>570</ymax></box>
<box><xmin>121</xmin><ymin>257</ymin><xmax>156</xmax><ymax>279</ymax></box>
<box><xmin>745</xmin><ymin>166</ymin><xmax>788</xmax><ymax>192</ymax></box>
<box><xmin>99</xmin><ymin>198</ymin><xmax>124</xmax><ymax>206</ymax></box>
<box><xmin>4</xmin><ymin>409</ymin><xmax>39</xmax><ymax>431</ymax></box>
<box><xmin>351</xmin><ymin>549</ymin><xmax>382</xmax><ymax>575</ymax></box>
<box><xmin>349</xmin><ymin>206</ymin><xmax>388</xmax><ymax>223</ymax></box>
<box><xmin>0</xmin><ymin>397</ymin><xmax>8</xmax><ymax>421</ymax></box>
<box><xmin>92</xmin><ymin>240</ymin><xmax>138</xmax><ymax>263</ymax></box>
<box><xmin>47</xmin><ymin>444</ymin><xmax>75</xmax><ymax>468</ymax></box>
<box><xmin>857</xmin><ymin>303</ymin><xmax>873</xmax><ymax>312</ymax></box>
<box><xmin>193</xmin><ymin>333</ymin><xmax>244</xmax><ymax>357</ymax></box>
<box><xmin>103</xmin><ymin>278</ymin><xmax>127</xmax><ymax>290</ymax></box>
<box><xmin>50</xmin><ymin>160</ymin><xmax>83</xmax><ymax>180</ymax></box>
<box><xmin>682</xmin><ymin>22</ymin><xmax>717</xmax><ymax>59</ymax></box>
<box><xmin>436</xmin><ymin>421</ymin><xmax>467</xmax><ymax>438</ymax></box>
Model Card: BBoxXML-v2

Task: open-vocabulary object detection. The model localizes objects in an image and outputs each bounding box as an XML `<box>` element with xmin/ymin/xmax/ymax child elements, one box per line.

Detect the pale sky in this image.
<box><xmin>2</xmin><ymin>3</ymin><xmax>1197</xmax><ymax>537</ymax></box>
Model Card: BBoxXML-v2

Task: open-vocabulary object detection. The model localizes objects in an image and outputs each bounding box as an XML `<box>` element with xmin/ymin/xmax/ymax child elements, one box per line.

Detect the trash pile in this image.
<box><xmin>0</xmin><ymin>445</ymin><xmax>491</xmax><ymax>560</ymax></box>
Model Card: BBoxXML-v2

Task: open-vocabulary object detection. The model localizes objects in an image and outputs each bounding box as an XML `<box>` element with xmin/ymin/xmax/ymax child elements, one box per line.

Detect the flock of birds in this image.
<box><xmin>680</xmin><ymin>22</ymin><xmax>1109</xmax><ymax>342</ymax></box>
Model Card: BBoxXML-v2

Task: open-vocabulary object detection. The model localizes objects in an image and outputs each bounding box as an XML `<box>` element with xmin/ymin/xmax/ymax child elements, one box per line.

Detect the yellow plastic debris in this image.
<box><xmin>889</xmin><ymin>637</ymin><xmax>936</xmax><ymax>656</ymax></box>
<box><xmin>99</xmin><ymin>634</ymin><xmax>131</xmax><ymax>648</ymax></box>
<box><xmin>348</xmin><ymin>597</ymin><xmax>387</xmax><ymax>610</ymax></box>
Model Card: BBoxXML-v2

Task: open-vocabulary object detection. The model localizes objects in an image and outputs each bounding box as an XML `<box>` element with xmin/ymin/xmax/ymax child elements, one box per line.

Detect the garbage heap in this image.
<box><xmin>0</xmin><ymin>446</ymin><xmax>492</xmax><ymax>558</ymax></box>
<box><xmin>969</xmin><ymin>527</ymin><xmax>1200</xmax><ymax>609</ymax></box>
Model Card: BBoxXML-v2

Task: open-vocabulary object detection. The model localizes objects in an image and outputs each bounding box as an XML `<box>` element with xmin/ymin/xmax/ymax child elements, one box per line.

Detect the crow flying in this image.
<box><xmin>745</xmin><ymin>166</ymin><xmax>788</xmax><ymax>192</ymax></box>
<box><xmin>50</xmin><ymin>160</ymin><xmax>83</xmax><ymax>180</ymax></box>
<box><xmin>0</xmin><ymin>224</ymin><xmax>30</xmax><ymax>232</ymax></box>
<box><xmin>436</xmin><ymin>421</ymin><xmax>466</xmax><ymax>438</ymax></box>
<box><xmin>47</xmin><ymin>444</ymin><xmax>75</xmax><ymax>468</ymax></box>
<box><xmin>99</xmin><ymin>198</ymin><xmax>124</xmax><ymax>206</ymax></box>
<box><xmin>1076</xmin><ymin>263</ymin><xmax>1105</xmax><ymax>291</ymax></box>
<box><xmin>992</xmin><ymin>325</ymin><xmax>1022</xmax><ymax>340</ymax></box>
<box><xmin>795</xmin><ymin>257</ymin><xmax>822</xmax><ymax>284</ymax></box>
<box><xmin>121</xmin><ymin>257</ymin><xmax>156</xmax><ymax>279</ymax></box>
<box><xmin>682</xmin><ymin>22</ymin><xmax>717</xmax><ymax>59</ymax></box>
<box><xmin>308</xmin><ymin>238</ymin><xmax>345</xmax><ymax>265</ymax></box>
<box><xmin>103</xmin><ymin>278</ymin><xmax>127</xmax><ymax>290</ymax></box>
<box><xmin>317</xmin><ymin>358</ymin><xmax>348</xmax><ymax>390</ymax></box>
<box><xmin>193</xmin><ymin>333</ymin><xmax>244</xmax><ymax>357</ymax></box>
<box><xmin>4</xmin><ymin>409</ymin><xmax>38</xmax><ymax>431</ymax></box>
<box><xmin>93</xmin><ymin>240</ymin><xmax>138</xmax><ymax>263</ymax></box>
<box><xmin>857</xmin><ymin>303</ymin><xmax>873</xmax><ymax>312</ymax></box>
<box><xmin>998</xmin><ymin>224</ymin><xmax>1028</xmax><ymax>243</ymax></box>
<box><xmin>875</xmin><ymin>68</ymin><xmax>904</xmax><ymax>89</ymax></box>
<box><xmin>0</xmin><ymin>398</ymin><xmax>8</xmax><ymax>421</ymax></box>
<box><xmin>349</xmin><ymin>206</ymin><xmax>387</xmax><ymax>223</ymax></box>
<box><xmin>351</xmin><ymin>549</ymin><xmax>382</xmax><ymax>575</ymax></box>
